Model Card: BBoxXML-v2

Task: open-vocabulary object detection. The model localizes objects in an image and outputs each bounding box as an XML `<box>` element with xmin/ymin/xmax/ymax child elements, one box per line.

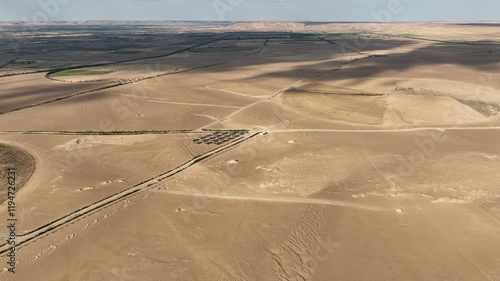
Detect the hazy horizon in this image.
<box><xmin>1</xmin><ymin>20</ymin><xmax>500</xmax><ymax>23</ymax></box>
<box><xmin>0</xmin><ymin>0</ymin><xmax>499</xmax><ymax>22</ymax></box>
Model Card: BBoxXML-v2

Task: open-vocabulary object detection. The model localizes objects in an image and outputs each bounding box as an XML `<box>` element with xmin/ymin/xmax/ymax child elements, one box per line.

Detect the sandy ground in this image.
<box><xmin>0</xmin><ymin>23</ymin><xmax>499</xmax><ymax>281</ymax></box>
<box><xmin>1</xmin><ymin>139</ymin><xmax>499</xmax><ymax>280</ymax></box>
<box><xmin>0</xmin><ymin>73</ymin><xmax>111</xmax><ymax>113</ymax></box>
<box><xmin>0</xmin><ymin>133</ymin><xmax>217</xmax><ymax>232</ymax></box>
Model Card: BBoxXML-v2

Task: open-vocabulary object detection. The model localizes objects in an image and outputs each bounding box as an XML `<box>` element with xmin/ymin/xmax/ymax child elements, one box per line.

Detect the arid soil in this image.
<box><xmin>0</xmin><ymin>22</ymin><xmax>499</xmax><ymax>281</ymax></box>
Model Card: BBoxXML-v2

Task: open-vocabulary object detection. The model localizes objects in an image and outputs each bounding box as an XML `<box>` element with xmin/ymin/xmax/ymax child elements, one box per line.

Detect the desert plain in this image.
<box><xmin>0</xmin><ymin>21</ymin><xmax>499</xmax><ymax>281</ymax></box>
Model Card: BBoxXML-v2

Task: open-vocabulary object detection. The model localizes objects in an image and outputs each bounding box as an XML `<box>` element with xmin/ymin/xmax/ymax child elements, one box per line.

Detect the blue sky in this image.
<box><xmin>0</xmin><ymin>0</ymin><xmax>499</xmax><ymax>22</ymax></box>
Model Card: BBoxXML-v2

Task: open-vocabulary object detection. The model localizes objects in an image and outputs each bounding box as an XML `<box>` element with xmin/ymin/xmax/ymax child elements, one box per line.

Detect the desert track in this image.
<box><xmin>200</xmin><ymin>78</ymin><xmax>313</xmax><ymax>130</ymax></box>
<box><xmin>111</xmin><ymin>93</ymin><xmax>243</xmax><ymax>108</ymax></box>
<box><xmin>0</xmin><ymin>36</ymin><xmax>226</xmax><ymax>79</ymax></box>
<box><xmin>0</xmin><ymin>125</ymin><xmax>499</xmax><ymax>137</ymax></box>
<box><xmin>156</xmin><ymin>190</ymin><xmax>385</xmax><ymax>211</ymax></box>
<box><xmin>319</xmin><ymin>37</ymin><xmax>367</xmax><ymax>54</ymax></box>
<box><xmin>199</xmin><ymin>53</ymin><xmax>373</xmax><ymax>130</ymax></box>
<box><xmin>0</xmin><ymin>130</ymin><xmax>244</xmax><ymax>136</ymax></box>
<box><xmin>270</xmin><ymin>126</ymin><xmax>500</xmax><ymax>133</ymax></box>
<box><xmin>0</xmin><ymin>38</ymin><xmax>269</xmax><ymax>117</ymax></box>
<box><xmin>0</xmin><ymin>131</ymin><xmax>259</xmax><ymax>255</ymax></box>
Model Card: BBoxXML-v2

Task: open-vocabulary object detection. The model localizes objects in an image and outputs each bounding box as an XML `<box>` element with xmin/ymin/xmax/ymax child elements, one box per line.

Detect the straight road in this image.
<box><xmin>0</xmin><ymin>131</ymin><xmax>259</xmax><ymax>255</ymax></box>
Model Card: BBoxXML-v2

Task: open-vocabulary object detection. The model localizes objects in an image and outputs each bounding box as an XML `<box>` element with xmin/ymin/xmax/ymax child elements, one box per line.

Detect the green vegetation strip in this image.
<box><xmin>0</xmin><ymin>129</ymin><xmax>250</xmax><ymax>136</ymax></box>
<box><xmin>398</xmin><ymin>34</ymin><xmax>418</xmax><ymax>39</ymax></box>
<box><xmin>49</xmin><ymin>69</ymin><xmax>113</xmax><ymax>77</ymax></box>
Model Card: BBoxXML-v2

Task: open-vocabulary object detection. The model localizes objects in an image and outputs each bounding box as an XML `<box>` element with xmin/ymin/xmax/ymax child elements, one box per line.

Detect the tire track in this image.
<box><xmin>269</xmin><ymin>204</ymin><xmax>331</xmax><ymax>281</ymax></box>
<box><xmin>0</xmin><ymin>36</ymin><xmax>226</xmax><ymax>79</ymax></box>
<box><xmin>0</xmin><ymin>129</ymin><xmax>244</xmax><ymax>136</ymax></box>
<box><xmin>156</xmin><ymin>191</ymin><xmax>384</xmax><ymax>211</ymax></box>
<box><xmin>0</xmin><ymin>37</ymin><xmax>271</xmax><ymax>117</ymax></box>
<box><xmin>417</xmin><ymin>206</ymin><xmax>497</xmax><ymax>281</ymax></box>
<box><xmin>0</xmin><ymin>131</ymin><xmax>260</xmax><ymax>255</ymax></box>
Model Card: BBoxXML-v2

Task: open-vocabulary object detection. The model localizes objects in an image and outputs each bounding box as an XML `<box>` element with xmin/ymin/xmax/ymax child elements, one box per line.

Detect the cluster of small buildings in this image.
<box><xmin>192</xmin><ymin>131</ymin><xmax>247</xmax><ymax>145</ymax></box>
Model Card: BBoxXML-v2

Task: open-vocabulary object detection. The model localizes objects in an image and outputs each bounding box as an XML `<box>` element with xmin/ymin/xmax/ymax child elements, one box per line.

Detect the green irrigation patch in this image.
<box><xmin>50</xmin><ymin>69</ymin><xmax>113</xmax><ymax>77</ymax></box>
<box><xmin>398</xmin><ymin>34</ymin><xmax>418</xmax><ymax>39</ymax></box>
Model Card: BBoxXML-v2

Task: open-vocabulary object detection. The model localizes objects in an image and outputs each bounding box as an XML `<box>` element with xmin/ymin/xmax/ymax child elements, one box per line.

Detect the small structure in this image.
<box><xmin>192</xmin><ymin>131</ymin><xmax>249</xmax><ymax>146</ymax></box>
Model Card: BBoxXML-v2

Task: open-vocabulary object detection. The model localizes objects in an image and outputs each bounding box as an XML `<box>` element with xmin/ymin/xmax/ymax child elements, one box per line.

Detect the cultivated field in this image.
<box><xmin>0</xmin><ymin>22</ymin><xmax>499</xmax><ymax>281</ymax></box>
<box><xmin>0</xmin><ymin>144</ymin><xmax>35</xmax><ymax>204</ymax></box>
